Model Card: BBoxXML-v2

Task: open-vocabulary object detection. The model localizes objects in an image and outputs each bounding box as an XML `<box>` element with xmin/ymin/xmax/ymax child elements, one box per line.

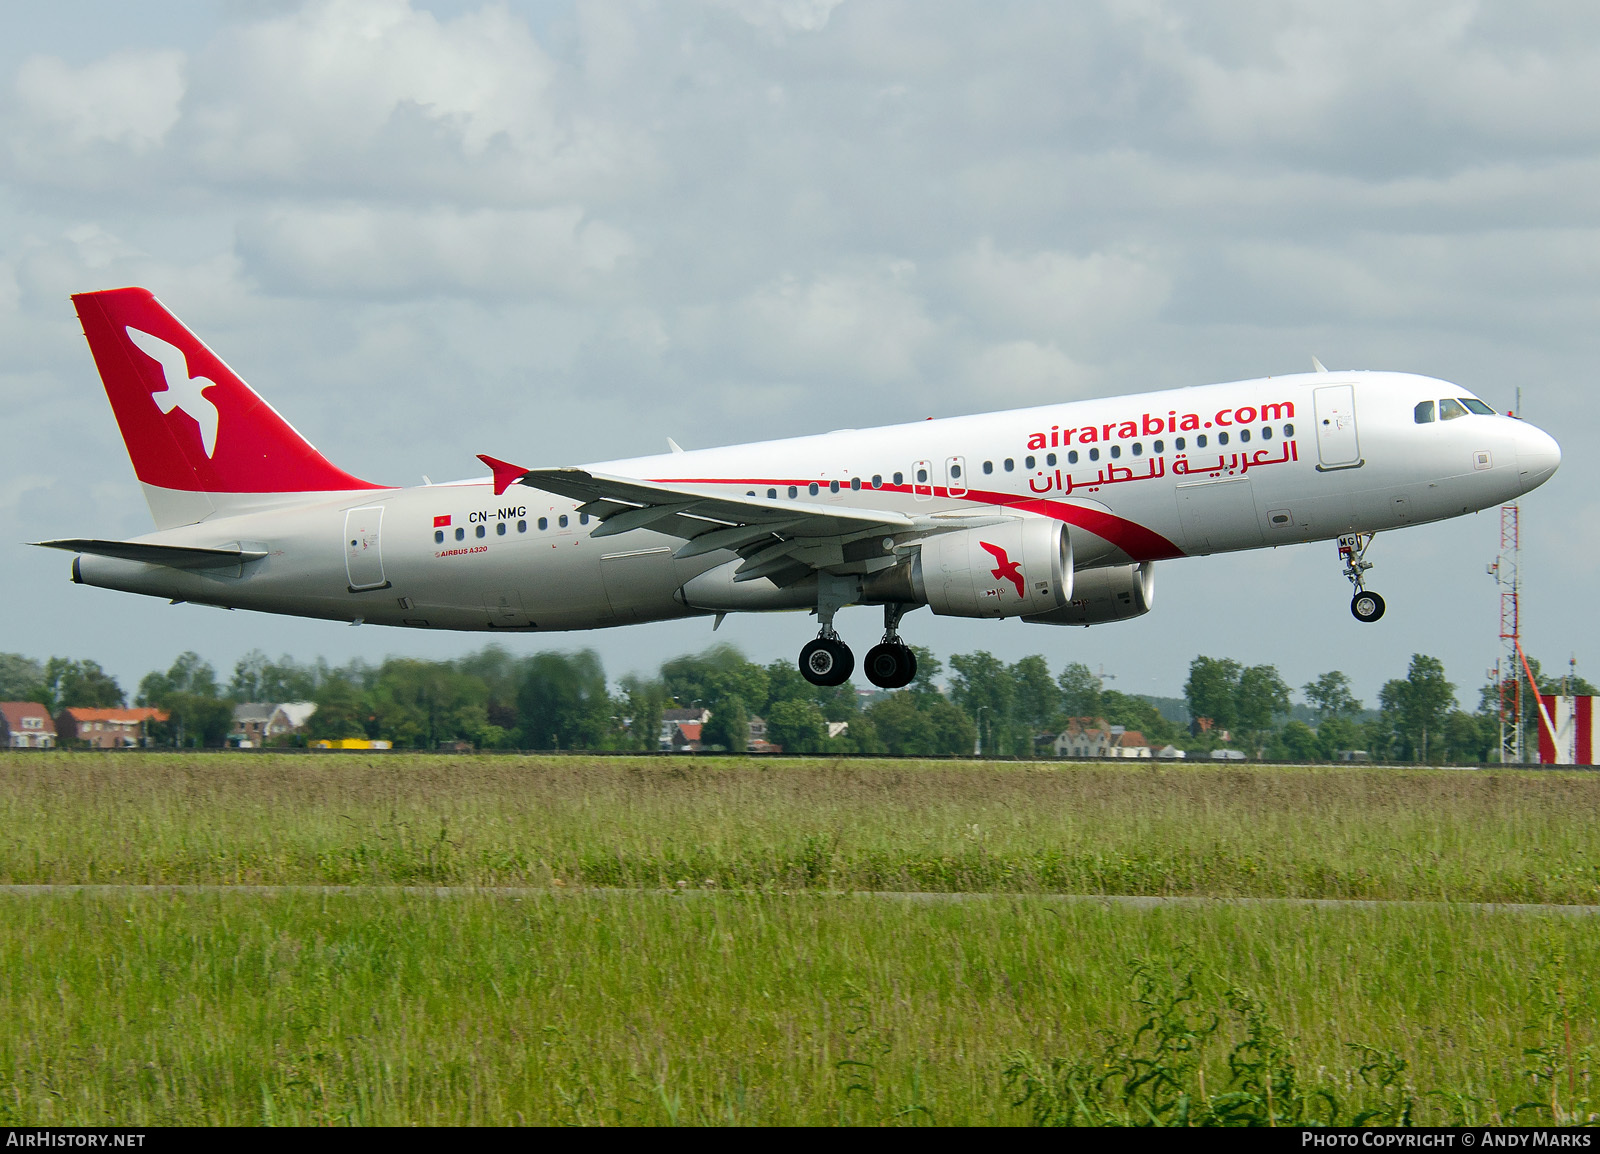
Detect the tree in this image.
<box><xmin>31</xmin><ymin>657</ymin><xmax>125</xmax><ymax>714</ymax></box>
<box><xmin>865</xmin><ymin>691</ymin><xmax>976</xmax><ymax>757</ymax></box>
<box><xmin>1184</xmin><ymin>657</ymin><xmax>1242</xmax><ymax>732</ymax></box>
<box><xmin>1315</xmin><ymin>716</ymin><xmax>1361</xmax><ymax>760</ymax></box>
<box><xmin>949</xmin><ymin>650</ymin><xmax>1016</xmax><ymax>754</ymax></box>
<box><xmin>517</xmin><ymin>650</ymin><xmax>615</xmax><ymax>750</ymax></box>
<box><xmin>230</xmin><ymin>650</ymin><xmax>318</xmax><ymax>702</ymax></box>
<box><xmin>1057</xmin><ymin>662</ymin><xmax>1102</xmax><ymax>724</ymax></box>
<box><xmin>1010</xmin><ymin>654</ymin><xmax>1061</xmax><ymax>754</ymax></box>
<box><xmin>0</xmin><ymin>654</ymin><xmax>43</xmax><ymax>701</ymax></box>
<box><xmin>766</xmin><ymin>699</ymin><xmax>827</xmax><ymax>753</ymax></box>
<box><xmin>618</xmin><ymin>673</ymin><xmax>668</xmax><ymax>751</ymax></box>
<box><xmin>1274</xmin><ymin>720</ymin><xmax>1321</xmax><ymax>762</ymax></box>
<box><xmin>308</xmin><ymin>675</ymin><xmax>369</xmax><ymax>741</ymax></box>
<box><xmin>1379</xmin><ymin>654</ymin><xmax>1456</xmax><ymax>763</ymax></box>
<box><xmin>662</xmin><ymin>645</ymin><xmax>770</xmax><ymax>718</ymax></box>
<box><xmin>137</xmin><ymin>652</ymin><xmax>230</xmax><ymax>747</ymax></box>
<box><xmin>1235</xmin><ymin>665</ymin><xmax>1292</xmax><ymax>757</ymax></box>
<box><xmin>703</xmin><ymin>694</ymin><xmax>750</xmax><ymax>752</ymax></box>
<box><xmin>1302</xmin><ymin>671</ymin><xmax>1362</xmax><ymax>721</ymax></box>
<box><xmin>1099</xmin><ymin>690</ymin><xmax>1179</xmax><ymax>745</ymax></box>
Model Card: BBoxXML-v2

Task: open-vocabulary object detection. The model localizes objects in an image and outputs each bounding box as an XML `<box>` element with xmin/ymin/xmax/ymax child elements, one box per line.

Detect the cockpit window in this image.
<box><xmin>1414</xmin><ymin>400</ymin><xmax>1435</xmax><ymax>424</ymax></box>
<box><xmin>1460</xmin><ymin>398</ymin><xmax>1495</xmax><ymax>415</ymax></box>
<box><xmin>1438</xmin><ymin>398</ymin><xmax>1468</xmax><ymax>421</ymax></box>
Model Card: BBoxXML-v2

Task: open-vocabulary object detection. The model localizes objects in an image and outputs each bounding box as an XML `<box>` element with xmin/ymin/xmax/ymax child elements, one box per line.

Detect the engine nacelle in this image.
<box><xmin>1024</xmin><ymin>562</ymin><xmax>1155</xmax><ymax>626</ymax></box>
<box><xmin>911</xmin><ymin>518</ymin><xmax>1071</xmax><ymax>619</ymax></box>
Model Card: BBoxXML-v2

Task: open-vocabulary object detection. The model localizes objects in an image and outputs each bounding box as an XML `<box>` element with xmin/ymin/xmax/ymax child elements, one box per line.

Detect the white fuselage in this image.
<box><xmin>72</xmin><ymin>370</ymin><xmax>1559</xmax><ymax>632</ymax></box>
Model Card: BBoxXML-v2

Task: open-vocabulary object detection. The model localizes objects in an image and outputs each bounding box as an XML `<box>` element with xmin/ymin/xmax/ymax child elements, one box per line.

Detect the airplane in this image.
<box><xmin>37</xmin><ymin>287</ymin><xmax>1562</xmax><ymax>690</ymax></box>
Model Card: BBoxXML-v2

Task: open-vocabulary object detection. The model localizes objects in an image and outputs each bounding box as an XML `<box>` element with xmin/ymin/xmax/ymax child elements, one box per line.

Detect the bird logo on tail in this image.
<box><xmin>979</xmin><ymin>540</ymin><xmax>1025</xmax><ymax>598</ymax></box>
<box><xmin>125</xmin><ymin>327</ymin><xmax>219</xmax><ymax>458</ymax></box>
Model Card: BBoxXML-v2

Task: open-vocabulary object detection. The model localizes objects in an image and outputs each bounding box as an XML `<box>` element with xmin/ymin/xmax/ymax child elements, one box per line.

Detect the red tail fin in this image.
<box><xmin>73</xmin><ymin>288</ymin><xmax>385</xmax><ymax>499</ymax></box>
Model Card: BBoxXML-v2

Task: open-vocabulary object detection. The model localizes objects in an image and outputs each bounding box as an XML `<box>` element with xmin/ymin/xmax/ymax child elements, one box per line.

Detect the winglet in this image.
<box><xmin>477</xmin><ymin>454</ymin><xmax>531</xmax><ymax>497</ymax></box>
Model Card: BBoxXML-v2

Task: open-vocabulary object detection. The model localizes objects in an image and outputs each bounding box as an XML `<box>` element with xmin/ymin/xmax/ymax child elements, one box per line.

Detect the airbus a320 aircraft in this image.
<box><xmin>40</xmin><ymin>288</ymin><xmax>1561</xmax><ymax>689</ymax></box>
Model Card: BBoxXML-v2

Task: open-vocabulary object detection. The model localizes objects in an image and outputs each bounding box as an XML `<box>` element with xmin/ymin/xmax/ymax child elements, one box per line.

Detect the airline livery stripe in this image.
<box><xmin>647</xmin><ymin>478</ymin><xmax>1186</xmax><ymax>562</ymax></box>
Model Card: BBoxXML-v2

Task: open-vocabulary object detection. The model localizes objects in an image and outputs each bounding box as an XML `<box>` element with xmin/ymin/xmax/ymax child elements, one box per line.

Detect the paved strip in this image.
<box><xmin>0</xmin><ymin>884</ymin><xmax>1596</xmax><ymax>916</ymax></box>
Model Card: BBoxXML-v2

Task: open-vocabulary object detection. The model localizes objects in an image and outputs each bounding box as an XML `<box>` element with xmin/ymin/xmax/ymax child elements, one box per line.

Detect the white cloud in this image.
<box><xmin>719</xmin><ymin>264</ymin><xmax>935</xmax><ymax>384</ymax></box>
<box><xmin>12</xmin><ymin>49</ymin><xmax>185</xmax><ymax>152</ymax></box>
<box><xmin>705</xmin><ymin>0</ymin><xmax>846</xmax><ymax>35</ymax></box>
<box><xmin>238</xmin><ymin>204</ymin><xmax>635</xmax><ymax>297</ymax></box>
<box><xmin>964</xmin><ymin>340</ymin><xmax>1097</xmax><ymax>406</ymax></box>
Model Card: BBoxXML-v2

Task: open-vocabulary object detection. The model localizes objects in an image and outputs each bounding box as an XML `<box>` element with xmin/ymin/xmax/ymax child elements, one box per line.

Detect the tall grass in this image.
<box><xmin>0</xmin><ymin>892</ymin><xmax>1592</xmax><ymax>1125</ymax></box>
<box><xmin>2</xmin><ymin>753</ymin><xmax>1597</xmax><ymax>903</ymax></box>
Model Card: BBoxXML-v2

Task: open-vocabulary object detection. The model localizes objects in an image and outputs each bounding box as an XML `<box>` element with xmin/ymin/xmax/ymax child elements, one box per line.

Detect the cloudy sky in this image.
<box><xmin>3</xmin><ymin>0</ymin><xmax>1597</xmax><ymax>708</ymax></box>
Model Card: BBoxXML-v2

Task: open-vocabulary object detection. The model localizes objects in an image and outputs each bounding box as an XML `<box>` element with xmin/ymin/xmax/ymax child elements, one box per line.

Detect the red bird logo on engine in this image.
<box><xmin>979</xmin><ymin>541</ymin><xmax>1025</xmax><ymax>598</ymax></box>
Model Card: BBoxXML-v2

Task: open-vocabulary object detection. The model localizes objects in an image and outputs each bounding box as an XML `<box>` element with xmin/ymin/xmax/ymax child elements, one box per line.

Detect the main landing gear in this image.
<box><xmin>1338</xmin><ymin>533</ymin><xmax>1386</xmax><ymax>623</ymax></box>
<box><xmin>798</xmin><ymin>601</ymin><xmax>918</xmax><ymax>689</ymax></box>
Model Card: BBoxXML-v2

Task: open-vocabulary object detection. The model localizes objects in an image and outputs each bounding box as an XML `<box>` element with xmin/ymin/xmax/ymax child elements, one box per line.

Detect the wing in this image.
<box><xmin>517</xmin><ymin>466</ymin><xmax>1012</xmax><ymax>586</ymax></box>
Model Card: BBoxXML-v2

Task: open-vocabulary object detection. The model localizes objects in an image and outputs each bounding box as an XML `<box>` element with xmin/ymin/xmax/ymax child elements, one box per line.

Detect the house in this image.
<box><xmin>229</xmin><ymin>701</ymin><xmax>318</xmax><ymax>747</ymax></box>
<box><xmin>1052</xmin><ymin>719</ymin><xmax>1152</xmax><ymax>759</ymax></box>
<box><xmin>660</xmin><ymin>707</ymin><xmax>711</xmax><ymax>750</ymax></box>
<box><xmin>1155</xmin><ymin>744</ymin><xmax>1187</xmax><ymax>759</ymax></box>
<box><xmin>0</xmin><ymin>702</ymin><xmax>56</xmax><ymax>748</ymax></box>
<box><xmin>55</xmin><ymin>707</ymin><xmax>167</xmax><ymax>749</ymax></box>
<box><xmin>666</xmin><ymin>721</ymin><xmax>703</xmax><ymax>752</ymax></box>
<box><xmin>747</xmin><ymin>715</ymin><xmax>781</xmax><ymax>753</ymax></box>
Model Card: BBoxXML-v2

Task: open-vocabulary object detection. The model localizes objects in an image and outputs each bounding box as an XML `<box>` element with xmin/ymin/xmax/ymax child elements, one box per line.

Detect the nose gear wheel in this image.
<box><xmin>1337</xmin><ymin>533</ymin><xmax>1384</xmax><ymax>623</ymax></box>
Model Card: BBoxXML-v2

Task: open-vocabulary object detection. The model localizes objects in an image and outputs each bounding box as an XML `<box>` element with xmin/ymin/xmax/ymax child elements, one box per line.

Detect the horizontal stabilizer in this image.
<box><xmin>32</xmin><ymin>539</ymin><xmax>268</xmax><ymax>570</ymax></box>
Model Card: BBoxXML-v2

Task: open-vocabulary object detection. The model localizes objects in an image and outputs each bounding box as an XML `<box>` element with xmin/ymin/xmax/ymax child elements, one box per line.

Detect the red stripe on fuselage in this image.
<box><xmin>647</xmin><ymin>477</ymin><xmax>1186</xmax><ymax>562</ymax></box>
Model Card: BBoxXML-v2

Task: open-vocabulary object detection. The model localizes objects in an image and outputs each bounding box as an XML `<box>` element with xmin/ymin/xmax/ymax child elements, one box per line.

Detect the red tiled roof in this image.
<box><xmin>0</xmin><ymin>702</ymin><xmax>55</xmax><ymax>732</ymax></box>
<box><xmin>61</xmin><ymin>707</ymin><xmax>168</xmax><ymax>723</ymax></box>
<box><xmin>675</xmin><ymin>722</ymin><xmax>702</xmax><ymax>741</ymax></box>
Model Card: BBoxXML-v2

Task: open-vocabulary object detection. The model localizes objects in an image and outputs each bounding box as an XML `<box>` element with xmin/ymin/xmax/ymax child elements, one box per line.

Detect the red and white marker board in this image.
<box><xmin>1537</xmin><ymin>695</ymin><xmax>1595</xmax><ymax>765</ymax></box>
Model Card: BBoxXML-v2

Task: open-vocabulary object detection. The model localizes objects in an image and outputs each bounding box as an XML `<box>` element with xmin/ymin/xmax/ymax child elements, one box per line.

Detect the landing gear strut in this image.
<box><xmin>863</xmin><ymin>603</ymin><xmax>917</xmax><ymax>690</ymax></box>
<box><xmin>799</xmin><ymin>573</ymin><xmax>856</xmax><ymax>687</ymax></box>
<box><xmin>1338</xmin><ymin>533</ymin><xmax>1385</xmax><ymax>623</ymax></box>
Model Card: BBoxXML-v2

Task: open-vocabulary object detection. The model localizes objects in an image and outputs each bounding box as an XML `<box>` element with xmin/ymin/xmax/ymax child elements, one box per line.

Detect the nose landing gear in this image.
<box><xmin>862</xmin><ymin>604</ymin><xmax>917</xmax><ymax>689</ymax></box>
<box><xmin>1338</xmin><ymin>533</ymin><xmax>1386</xmax><ymax>623</ymax></box>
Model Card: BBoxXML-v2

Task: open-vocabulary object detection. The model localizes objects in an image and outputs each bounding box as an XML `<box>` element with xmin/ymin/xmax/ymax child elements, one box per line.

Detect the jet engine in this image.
<box><xmin>1024</xmin><ymin>561</ymin><xmax>1154</xmax><ymax>626</ymax></box>
<box><xmin>911</xmin><ymin>517</ymin><xmax>1071</xmax><ymax>619</ymax></box>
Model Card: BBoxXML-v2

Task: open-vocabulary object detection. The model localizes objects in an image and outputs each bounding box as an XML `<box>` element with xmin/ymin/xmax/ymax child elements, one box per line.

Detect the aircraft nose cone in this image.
<box><xmin>1516</xmin><ymin>422</ymin><xmax>1561</xmax><ymax>495</ymax></box>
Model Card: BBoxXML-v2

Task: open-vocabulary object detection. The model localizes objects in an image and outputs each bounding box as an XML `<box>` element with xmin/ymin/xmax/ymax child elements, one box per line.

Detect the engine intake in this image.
<box><xmin>911</xmin><ymin>518</ymin><xmax>1071</xmax><ymax>619</ymax></box>
<box><xmin>1024</xmin><ymin>562</ymin><xmax>1155</xmax><ymax>626</ymax></box>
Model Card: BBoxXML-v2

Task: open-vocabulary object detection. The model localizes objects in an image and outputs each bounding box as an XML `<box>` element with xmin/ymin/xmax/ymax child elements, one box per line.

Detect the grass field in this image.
<box><xmin>1</xmin><ymin>753</ymin><xmax>1596</xmax><ymax>1125</ymax></box>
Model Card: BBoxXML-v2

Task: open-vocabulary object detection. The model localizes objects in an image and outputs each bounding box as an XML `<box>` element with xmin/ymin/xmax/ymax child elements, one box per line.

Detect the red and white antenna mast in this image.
<box><xmin>1488</xmin><ymin>503</ymin><xmax>1522</xmax><ymax>763</ymax></box>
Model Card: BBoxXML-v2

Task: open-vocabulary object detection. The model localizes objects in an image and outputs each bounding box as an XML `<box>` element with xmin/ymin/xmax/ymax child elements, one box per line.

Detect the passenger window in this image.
<box><xmin>1218</xmin><ymin>432</ymin><xmax>1229</xmax><ymax>446</ymax></box>
<box><xmin>1068</xmin><ymin>450</ymin><xmax>1079</xmax><ymax>464</ymax></box>
<box><xmin>1024</xmin><ymin>456</ymin><xmax>1035</xmax><ymax>469</ymax></box>
<box><xmin>829</xmin><ymin>480</ymin><xmax>840</xmax><ymax>493</ymax></box>
<box><xmin>558</xmin><ymin>514</ymin><xmax>568</xmax><ymax>528</ymax></box>
<box><xmin>789</xmin><ymin>486</ymin><xmax>798</xmax><ymax>498</ymax></box>
<box><xmin>983</xmin><ymin>461</ymin><xmax>993</xmax><ymax>474</ymax></box>
<box><xmin>767</xmin><ymin>488</ymin><xmax>777</xmax><ymax>499</ymax></box>
<box><xmin>1046</xmin><ymin>453</ymin><xmax>1056</xmax><ymax>467</ymax></box>
<box><xmin>808</xmin><ymin>482</ymin><xmax>819</xmax><ymax>495</ymax></box>
<box><xmin>1004</xmin><ymin>459</ymin><xmax>1014</xmax><ymax>472</ymax></box>
<box><xmin>1088</xmin><ymin>448</ymin><xmax>1100</xmax><ymax>461</ymax></box>
<box><xmin>1197</xmin><ymin>434</ymin><xmax>1208</xmax><ymax>448</ymax></box>
<box><xmin>455</xmin><ymin>527</ymin><xmax>465</xmax><ymax>541</ymax></box>
<box><xmin>1261</xmin><ymin>426</ymin><xmax>1272</xmax><ymax>440</ymax></box>
<box><xmin>950</xmin><ymin>464</ymin><xmax>961</xmax><ymax>478</ymax></box>
<box><xmin>1439</xmin><ymin>398</ymin><xmax>1467</xmax><ymax>421</ymax></box>
<box><xmin>893</xmin><ymin>473</ymin><xmax>903</xmax><ymax>486</ymax></box>
<box><xmin>1110</xmin><ymin>445</ymin><xmax>1121</xmax><ymax>458</ymax></box>
<box><xmin>517</xmin><ymin>520</ymin><xmax>527</xmax><ymax>533</ymax></box>
<box><xmin>579</xmin><ymin>513</ymin><xmax>590</xmax><ymax>525</ymax></box>
<box><xmin>434</xmin><ymin>530</ymin><xmax>444</xmax><ymax>544</ymax></box>
<box><xmin>1131</xmin><ymin>443</ymin><xmax>1142</xmax><ymax>456</ymax></box>
<box><xmin>1415</xmin><ymin>400</ymin><xmax>1435</xmax><ymax>424</ymax></box>
<box><xmin>1175</xmin><ymin>437</ymin><xmax>1186</xmax><ymax>451</ymax></box>
<box><xmin>1239</xmin><ymin>429</ymin><xmax>1250</xmax><ymax>443</ymax></box>
<box><xmin>1283</xmin><ymin>423</ymin><xmax>1294</xmax><ymax>437</ymax></box>
<box><xmin>915</xmin><ymin>469</ymin><xmax>927</xmax><ymax>484</ymax></box>
<box><xmin>872</xmin><ymin>475</ymin><xmax>882</xmax><ymax>488</ymax></box>
<box><xmin>496</xmin><ymin>522</ymin><xmax>506</xmax><ymax>536</ymax></box>
<box><xmin>476</xmin><ymin>525</ymin><xmax>486</xmax><ymax>538</ymax></box>
<box><xmin>1153</xmin><ymin>440</ymin><xmax>1164</xmax><ymax>454</ymax></box>
<box><xmin>538</xmin><ymin>517</ymin><xmax>548</xmax><ymax>530</ymax></box>
<box><xmin>1460</xmin><ymin>398</ymin><xmax>1495</xmax><ymax>415</ymax></box>
<box><xmin>851</xmin><ymin>477</ymin><xmax>861</xmax><ymax>490</ymax></box>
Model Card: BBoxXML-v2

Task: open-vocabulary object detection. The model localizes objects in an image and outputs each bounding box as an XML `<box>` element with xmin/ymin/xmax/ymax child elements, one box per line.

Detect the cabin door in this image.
<box><xmin>1313</xmin><ymin>384</ymin><xmax>1363</xmax><ymax>470</ymax></box>
<box><xmin>344</xmin><ymin>506</ymin><xmax>388</xmax><ymax>590</ymax></box>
